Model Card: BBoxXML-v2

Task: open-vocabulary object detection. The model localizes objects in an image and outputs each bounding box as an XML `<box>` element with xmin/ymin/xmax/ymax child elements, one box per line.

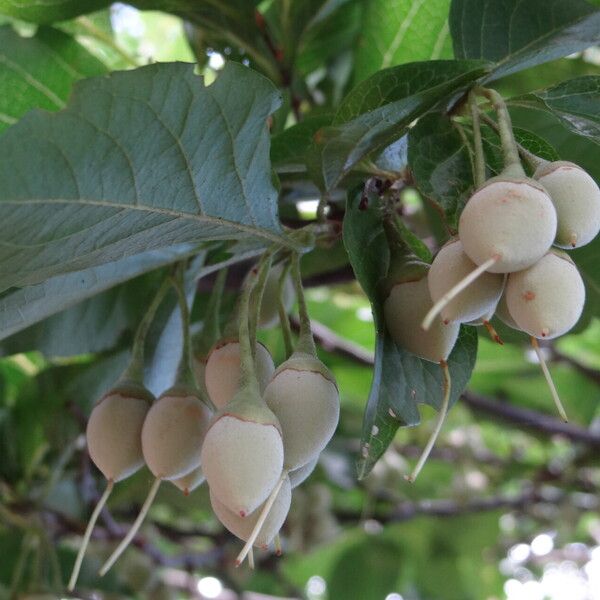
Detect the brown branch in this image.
<box><xmin>551</xmin><ymin>347</ymin><xmax>600</xmax><ymax>388</ymax></box>
<box><xmin>462</xmin><ymin>391</ymin><xmax>600</xmax><ymax>448</ymax></box>
<box><xmin>290</xmin><ymin>316</ymin><xmax>374</xmax><ymax>365</ymax></box>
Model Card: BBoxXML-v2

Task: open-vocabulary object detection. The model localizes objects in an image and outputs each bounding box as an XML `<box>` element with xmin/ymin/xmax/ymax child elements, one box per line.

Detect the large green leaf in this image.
<box><xmin>321</xmin><ymin>59</ymin><xmax>490</xmax><ymax>189</ymax></box>
<box><xmin>0</xmin><ymin>238</ymin><xmax>264</xmax><ymax>346</ymax></box>
<box><xmin>343</xmin><ymin>187</ymin><xmax>478</xmax><ymax>478</ymax></box>
<box><xmin>354</xmin><ymin>0</ymin><xmax>453</xmax><ymax>82</ymax></box>
<box><xmin>295</xmin><ymin>0</ymin><xmax>363</xmax><ymax>76</ymax></box>
<box><xmin>510</xmin><ymin>76</ymin><xmax>600</xmax><ymax>143</ymax></box>
<box><xmin>0</xmin><ymin>25</ymin><xmax>107</xmax><ymax>132</ymax></box>
<box><xmin>450</xmin><ymin>0</ymin><xmax>600</xmax><ymax>80</ymax></box>
<box><xmin>0</xmin><ymin>245</ymin><xmax>195</xmax><ymax>347</ymax></box>
<box><xmin>0</xmin><ymin>62</ymin><xmax>294</xmax><ymax>295</ymax></box>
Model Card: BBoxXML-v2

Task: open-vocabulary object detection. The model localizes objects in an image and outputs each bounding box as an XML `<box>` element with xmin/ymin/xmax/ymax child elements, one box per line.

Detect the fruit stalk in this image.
<box><xmin>476</xmin><ymin>87</ymin><xmax>524</xmax><ymax>177</ymax></box>
<box><xmin>291</xmin><ymin>252</ymin><xmax>316</xmax><ymax>356</ymax></box>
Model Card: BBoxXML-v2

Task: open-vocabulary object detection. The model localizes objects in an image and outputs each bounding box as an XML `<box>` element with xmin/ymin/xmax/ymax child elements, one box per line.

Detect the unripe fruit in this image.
<box><xmin>204</xmin><ymin>339</ymin><xmax>275</xmax><ymax>409</ymax></box>
<box><xmin>171</xmin><ymin>466</ymin><xmax>205</xmax><ymax>495</ymax></box>
<box><xmin>264</xmin><ymin>352</ymin><xmax>339</xmax><ymax>471</ymax></box>
<box><xmin>384</xmin><ymin>277</ymin><xmax>459</xmax><ymax>363</ymax></box>
<box><xmin>289</xmin><ymin>457</ymin><xmax>318</xmax><ymax>489</ymax></box>
<box><xmin>459</xmin><ymin>177</ymin><xmax>557</xmax><ymax>273</ymax></box>
<box><xmin>86</xmin><ymin>384</ymin><xmax>153</xmax><ymax>483</ymax></box>
<box><xmin>428</xmin><ymin>239</ymin><xmax>504</xmax><ymax>324</ymax></box>
<box><xmin>258</xmin><ymin>263</ymin><xmax>295</xmax><ymax>329</ymax></box>
<box><xmin>141</xmin><ymin>385</ymin><xmax>212</xmax><ymax>480</ymax></box>
<box><xmin>505</xmin><ymin>251</ymin><xmax>585</xmax><ymax>339</ymax></box>
<box><xmin>534</xmin><ymin>161</ymin><xmax>600</xmax><ymax>248</ymax></box>
<box><xmin>201</xmin><ymin>386</ymin><xmax>284</xmax><ymax>517</ymax></box>
<box><xmin>495</xmin><ymin>293</ymin><xmax>520</xmax><ymax>330</ymax></box>
<box><xmin>210</xmin><ymin>475</ymin><xmax>292</xmax><ymax>549</ymax></box>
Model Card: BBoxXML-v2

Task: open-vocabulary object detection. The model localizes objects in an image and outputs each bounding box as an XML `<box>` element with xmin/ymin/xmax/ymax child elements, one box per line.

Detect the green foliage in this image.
<box><xmin>353</xmin><ymin>0</ymin><xmax>453</xmax><ymax>82</ymax></box>
<box><xmin>0</xmin><ymin>62</ymin><xmax>290</xmax><ymax>293</ymax></box>
<box><xmin>450</xmin><ymin>0</ymin><xmax>600</xmax><ymax>79</ymax></box>
<box><xmin>0</xmin><ymin>25</ymin><xmax>107</xmax><ymax>132</ymax></box>
<box><xmin>322</xmin><ymin>59</ymin><xmax>489</xmax><ymax>188</ymax></box>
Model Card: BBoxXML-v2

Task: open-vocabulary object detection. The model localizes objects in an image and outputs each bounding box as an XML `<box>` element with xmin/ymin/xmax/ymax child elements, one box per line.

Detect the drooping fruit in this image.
<box><xmin>204</xmin><ymin>339</ymin><xmax>275</xmax><ymax>409</ymax></box>
<box><xmin>211</xmin><ymin>474</ymin><xmax>292</xmax><ymax>549</ymax></box>
<box><xmin>289</xmin><ymin>457</ymin><xmax>318</xmax><ymax>489</ymax></box>
<box><xmin>171</xmin><ymin>465</ymin><xmax>205</xmax><ymax>495</ymax></box>
<box><xmin>86</xmin><ymin>383</ymin><xmax>154</xmax><ymax>483</ymax></box>
<box><xmin>534</xmin><ymin>161</ymin><xmax>600</xmax><ymax>248</ymax></box>
<box><xmin>201</xmin><ymin>386</ymin><xmax>284</xmax><ymax>517</ymax></box>
<box><xmin>459</xmin><ymin>177</ymin><xmax>557</xmax><ymax>273</ymax></box>
<box><xmin>505</xmin><ymin>251</ymin><xmax>585</xmax><ymax>339</ymax></box>
<box><xmin>264</xmin><ymin>352</ymin><xmax>339</xmax><ymax>471</ymax></box>
<box><xmin>385</xmin><ymin>277</ymin><xmax>459</xmax><ymax>363</ymax></box>
<box><xmin>495</xmin><ymin>292</ymin><xmax>520</xmax><ymax>331</ymax></box>
<box><xmin>427</xmin><ymin>239</ymin><xmax>504</xmax><ymax>324</ymax></box>
<box><xmin>141</xmin><ymin>385</ymin><xmax>212</xmax><ymax>481</ymax></box>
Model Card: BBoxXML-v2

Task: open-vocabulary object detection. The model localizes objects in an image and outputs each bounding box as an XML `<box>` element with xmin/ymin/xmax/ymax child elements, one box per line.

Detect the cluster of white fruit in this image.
<box><xmin>382</xmin><ymin>87</ymin><xmax>600</xmax><ymax>478</ymax></box>
<box><xmin>68</xmin><ymin>256</ymin><xmax>340</xmax><ymax>591</ymax></box>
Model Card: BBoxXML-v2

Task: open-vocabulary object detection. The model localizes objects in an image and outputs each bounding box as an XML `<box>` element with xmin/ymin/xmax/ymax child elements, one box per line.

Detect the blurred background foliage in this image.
<box><xmin>0</xmin><ymin>2</ymin><xmax>599</xmax><ymax>600</ymax></box>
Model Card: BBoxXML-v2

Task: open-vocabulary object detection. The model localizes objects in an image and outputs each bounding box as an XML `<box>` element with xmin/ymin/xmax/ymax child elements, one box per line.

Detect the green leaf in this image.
<box><xmin>0</xmin><ymin>239</ymin><xmax>264</xmax><ymax>353</ymax></box>
<box><xmin>271</xmin><ymin>113</ymin><xmax>333</xmax><ymax>174</ymax></box>
<box><xmin>0</xmin><ymin>25</ymin><xmax>107</xmax><ymax>132</ymax></box>
<box><xmin>510</xmin><ymin>76</ymin><xmax>600</xmax><ymax>143</ymax></box>
<box><xmin>0</xmin><ymin>62</ymin><xmax>293</xmax><ymax>295</ymax></box>
<box><xmin>343</xmin><ymin>189</ymin><xmax>478</xmax><ymax>478</ymax></box>
<box><xmin>354</xmin><ymin>0</ymin><xmax>453</xmax><ymax>82</ymax></box>
<box><xmin>0</xmin><ymin>0</ymin><xmax>105</xmax><ymax>22</ymax></box>
<box><xmin>408</xmin><ymin>112</ymin><xmax>474</xmax><ymax>228</ymax></box>
<box><xmin>321</xmin><ymin>59</ymin><xmax>490</xmax><ymax>189</ymax></box>
<box><xmin>0</xmin><ymin>245</ymin><xmax>196</xmax><ymax>344</ymax></box>
<box><xmin>295</xmin><ymin>0</ymin><xmax>363</xmax><ymax>76</ymax></box>
<box><xmin>327</xmin><ymin>537</ymin><xmax>402</xmax><ymax>600</ymax></box>
<box><xmin>450</xmin><ymin>0</ymin><xmax>600</xmax><ymax>80</ymax></box>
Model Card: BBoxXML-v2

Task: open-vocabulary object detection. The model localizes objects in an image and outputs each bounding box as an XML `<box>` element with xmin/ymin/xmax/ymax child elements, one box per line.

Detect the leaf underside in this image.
<box><xmin>0</xmin><ymin>61</ymin><xmax>290</xmax><ymax>294</ymax></box>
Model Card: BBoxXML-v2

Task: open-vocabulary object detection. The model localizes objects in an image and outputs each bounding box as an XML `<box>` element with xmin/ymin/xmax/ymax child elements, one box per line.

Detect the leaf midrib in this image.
<box><xmin>0</xmin><ymin>198</ymin><xmax>291</xmax><ymax>247</ymax></box>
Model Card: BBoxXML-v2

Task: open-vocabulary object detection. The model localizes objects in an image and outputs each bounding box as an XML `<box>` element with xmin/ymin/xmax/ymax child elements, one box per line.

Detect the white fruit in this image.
<box><xmin>210</xmin><ymin>475</ymin><xmax>292</xmax><ymax>549</ymax></box>
<box><xmin>459</xmin><ymin>178</ymin><xmax>557</xmax><ymax>273</ymax></box>
<box><xmin>384</xmin><ymin>278</ymin><xmax>459</xmax><ymax>363</ymax></box>
<box><xmin>141</xmin><ymin>388</ymin><xmax>212</xmax><ymax>480</ymax></box>
<box><xmin>201</xmin><ymin>411</ymin><xmax>284</xmax><ymax>516</ymax></box>
<box><xmin>204</xmin><ymin>339</ymin><xmax>275</xmax><ymax>409</ymax></box>
<box><xmin>505</xmin><ymin>252</ymin><xmax>585</xmax><ymax>339</ymax></box>
<box><xmin>535</xmin><ymin>161</ymin><xmax>600</xmax><ymax>248</ymax></box>
<box><xmin>495</xmin><ymin>293</ymin><xmax>520</xmax><ymax>330</ymax></box>
<box><xmin>171</xmin><ymin>466</ymin><xmax>205</xmax><ymax>495</ymax></box>
<box><xmin>289</xmin><ymin>457</ymin><xmax>318</xmax><ymax>489</ymax></box>
<box><xmin>264</xmin><ymin>353</ymin><xmax>339</xmax><ymax>471</ymax></box>
<box><xmin>87</xmin><ymin>391</ymin><xmax>151</xmax><ymax>483</ymax></box>
<box><xmin>428</xmin><ymin>239</ymin><xmax>504</xmax><ymax>323</ymax></box>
